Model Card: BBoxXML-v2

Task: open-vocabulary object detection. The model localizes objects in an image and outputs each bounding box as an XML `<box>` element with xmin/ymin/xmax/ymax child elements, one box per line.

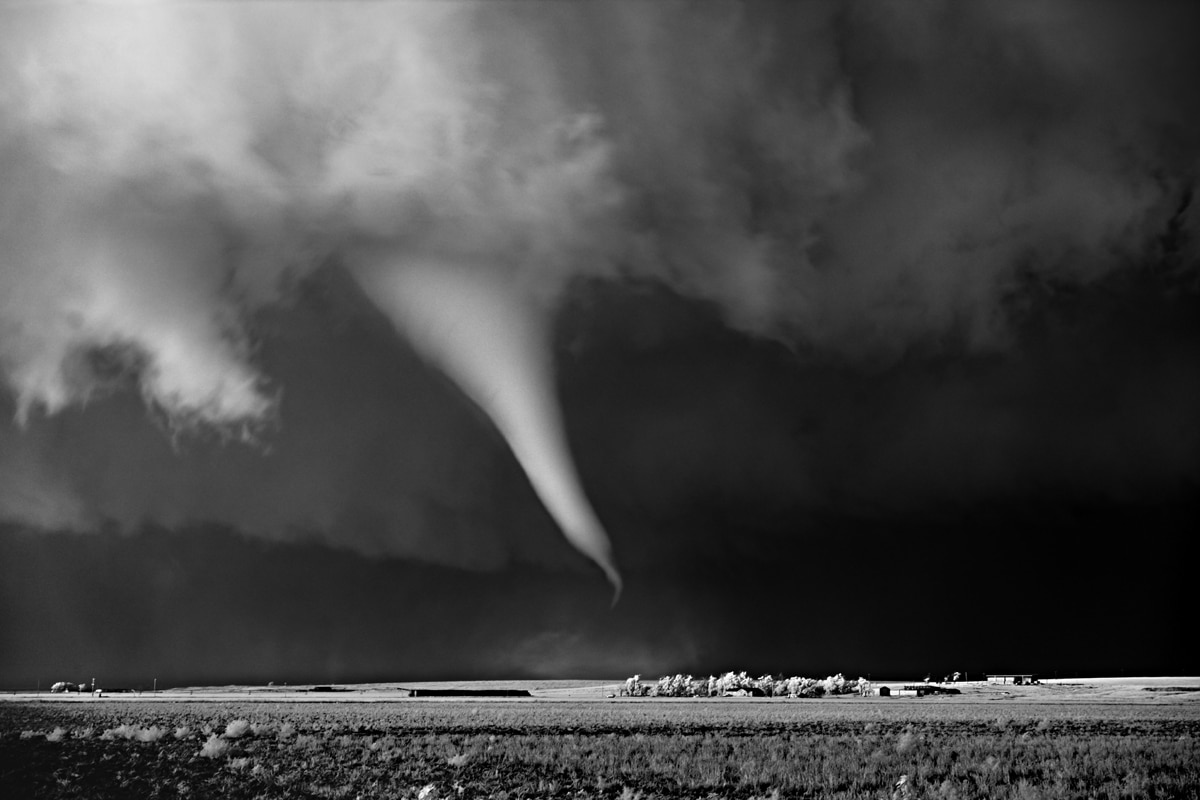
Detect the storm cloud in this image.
<box><xmin>0</xmin><ymin>1</ymin><xmax>1197</xmax><ymax>680</ymax></box>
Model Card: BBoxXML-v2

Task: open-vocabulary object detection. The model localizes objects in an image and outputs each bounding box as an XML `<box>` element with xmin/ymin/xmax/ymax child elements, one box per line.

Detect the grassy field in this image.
<box><xmin>2</xmin><ymin>682</ymin><xmax>1198</xmax><ymax>799</ymax></box>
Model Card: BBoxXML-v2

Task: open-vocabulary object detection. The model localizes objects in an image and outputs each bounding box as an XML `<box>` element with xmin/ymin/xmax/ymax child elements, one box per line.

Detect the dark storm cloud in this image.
<box><xmin>560</xmin><ymin>277</ymin><xmax>1199</xmax><ymax>569</ymax></box>
<box><xmin>818</xmin><ymin>0</ymin><xmax>1199</xmax><ymax>356</ymax></box>
<box><xmin>2</xmin><ymin>508</ymin><xmax>1194</xmax><ymax>688</ymax></box>
<box><xmin>0</xmin><ymin>0</ymin><xmax>1198</xmax><ymax>674</ymax></box>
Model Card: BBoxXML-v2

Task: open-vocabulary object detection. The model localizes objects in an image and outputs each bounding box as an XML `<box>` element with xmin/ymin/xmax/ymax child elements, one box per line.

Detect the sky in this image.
<box><xmin>1</xmin><ymin>0</ymin><xmax>1197</xmax><ymax>688</ymax></box>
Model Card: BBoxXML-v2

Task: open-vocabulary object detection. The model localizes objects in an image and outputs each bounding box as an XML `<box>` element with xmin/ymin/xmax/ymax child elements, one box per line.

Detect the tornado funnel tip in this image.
<box><xmin>604</xmin><ymin>564</ymin><xmax>623</xmax><ymax>608</ymax></box>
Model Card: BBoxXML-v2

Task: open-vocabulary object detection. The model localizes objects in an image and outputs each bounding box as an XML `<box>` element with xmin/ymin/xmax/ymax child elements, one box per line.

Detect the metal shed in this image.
<box><xmin>986</xmin><ymin>674</ymin><xmax>1038</xmax><ymax>685</ymax></box>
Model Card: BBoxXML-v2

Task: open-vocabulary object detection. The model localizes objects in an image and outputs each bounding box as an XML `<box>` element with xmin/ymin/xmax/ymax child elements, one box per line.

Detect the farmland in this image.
<box><xmin>2</xmin><ymin>684</ymin><xmax>1199</xmax><ymax>799</ymax></box>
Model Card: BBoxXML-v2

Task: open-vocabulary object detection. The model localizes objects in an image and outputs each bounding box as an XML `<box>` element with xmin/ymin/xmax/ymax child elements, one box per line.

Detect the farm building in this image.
<box><xmin>987</xmin><ymin>674</ymin><xmax>1038</xmax><ymax>685</ymax></box>
<box><xmin>402</xmin><ymin>688</ymin><xmax>532</xmax><ymax>697</ymax></box>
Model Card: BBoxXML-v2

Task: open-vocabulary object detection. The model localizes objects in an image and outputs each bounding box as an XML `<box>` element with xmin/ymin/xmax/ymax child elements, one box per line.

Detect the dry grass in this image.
<box><xmin>2</xmin><ymin>692</ymin><xmax>1198</xmax><ymax>798</ymax></box>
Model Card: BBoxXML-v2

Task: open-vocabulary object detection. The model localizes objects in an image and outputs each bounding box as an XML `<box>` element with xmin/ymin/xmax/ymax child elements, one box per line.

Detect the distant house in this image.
<box><xmin>987</xmin><ymin>674</ymin><xmax>1038</xmax><ymax>685</ymax></box>
<box><xmin>877</xmin><ymin>686</ymin><xmax>891</xmax><ymax>697</ymax></box>
<box><xmin>903</xmin><ymin>683</ymin><xmax>961</xmax><ymax>697</ymax></box>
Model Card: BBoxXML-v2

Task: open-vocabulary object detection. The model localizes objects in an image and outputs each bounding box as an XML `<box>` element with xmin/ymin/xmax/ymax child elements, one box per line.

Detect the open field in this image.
<box><xmin>5</xmin><ymin>675</ymin><xmax>1200</xmax><ymax>703</ymax></box>
<box><xmin>3</xmin><ymin>679</ymin><xmax>1198</xmax><ymax>799</ymax></box>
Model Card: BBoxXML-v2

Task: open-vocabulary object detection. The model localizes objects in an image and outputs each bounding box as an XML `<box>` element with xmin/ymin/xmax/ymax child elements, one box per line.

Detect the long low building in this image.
<box><xmin>401</xmin><ymin>688</ymin><xmax>532</xmax><ymax>697</ymax></box>
<box><xmin>986</xmin><ymin>674</ymin><xmax>1038</xmax><ymax>685</ymax></box>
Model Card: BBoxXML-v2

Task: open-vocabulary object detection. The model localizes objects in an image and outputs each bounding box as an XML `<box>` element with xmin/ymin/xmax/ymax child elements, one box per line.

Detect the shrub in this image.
<box><xmin>100</xmin><ymin>725</ymin><xmax>132</xmax><ymax>740</ymax></box>
<box><xmin>135</xmin><ymin>726</ymin><xmax>165</xmax><ymax>743</ymax></box>
<box><xmin>101</xmin><ymin>724</ymin><xmax>163</xmax><ymax>741</ymax></box>
<box><xmin>199</xmin><ymin>734</ymin><xmax>229</xmax><ymax>759</ymax></box>
<box><xmin>223</xmin><ymin>719</ymin><xmax>252</xmax><ymax>739</ymax></box>
<box><xmin>99</xmin><ymin>724</ymin><xmax>163</xmax><ymax>742</ymax></box>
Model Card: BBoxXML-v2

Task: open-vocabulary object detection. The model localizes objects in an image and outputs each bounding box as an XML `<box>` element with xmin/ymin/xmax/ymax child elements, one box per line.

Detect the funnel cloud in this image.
<box><xmin>352</xmin><ymin>257</ymin><xmax>621</xmax><ymax>594</ymax></box>
<box><xmin>0</xmin><ymin>1</ymin><xmax>625</xmax><ymax>579</ymax></box>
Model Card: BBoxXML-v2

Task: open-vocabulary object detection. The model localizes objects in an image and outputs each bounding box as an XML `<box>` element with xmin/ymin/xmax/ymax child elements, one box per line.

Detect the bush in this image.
<box><xmin>135</xmin><ymin>726</ymin><xmax>166</xmax><ymax>743</ymax></box>
<box><xmin>199</xmin><ymin>735</ymin><xmax>229</xmax><ymax>759</ymax></box>
<box><xmin>99</xmin><ymin>724</ymin><xmax>163</xmax><ymax>742</ymax></box>
<box><xmin>223</xmin><ymin>720</ymin><xmax>252</xmax><ymax>739</ymax></box>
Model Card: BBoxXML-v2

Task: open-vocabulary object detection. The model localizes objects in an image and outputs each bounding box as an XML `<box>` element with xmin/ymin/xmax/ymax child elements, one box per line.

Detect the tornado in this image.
<box><xmin>351</xmin><ymin>259</ymin><xmax>621</xmax><ymax>600</ymax></box>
